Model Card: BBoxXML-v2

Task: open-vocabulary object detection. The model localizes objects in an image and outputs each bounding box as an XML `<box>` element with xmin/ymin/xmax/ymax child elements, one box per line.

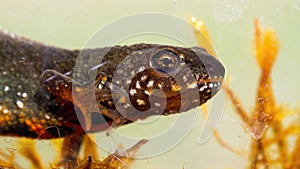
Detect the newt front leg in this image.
<box><xmin>40</xmin><ymin>69</ymin><xmax>123</xmax><ymax>132</ymax></box>
<box><xmin>40</xmin><ymin>70</ymin><xmax>119</xmax><ymax>167</ymax></box>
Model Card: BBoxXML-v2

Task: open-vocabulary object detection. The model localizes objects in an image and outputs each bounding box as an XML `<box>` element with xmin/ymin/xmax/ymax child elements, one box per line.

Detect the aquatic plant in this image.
<box><xmin>191</xmin><ymin>17</ymin><xmax>300</xmax><ymax>169</ymax></box>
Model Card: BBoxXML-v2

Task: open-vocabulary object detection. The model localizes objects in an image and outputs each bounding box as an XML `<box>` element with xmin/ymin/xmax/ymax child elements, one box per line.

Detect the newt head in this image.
<box><xmin>98</xmin><ymin>44</ymin><xmax>225</xmax><ymax>123</ymax></box>
<box><xmin>40</xmin><ymin>44</ymin><xmax>225</xmax><ymax>131</ymax></box>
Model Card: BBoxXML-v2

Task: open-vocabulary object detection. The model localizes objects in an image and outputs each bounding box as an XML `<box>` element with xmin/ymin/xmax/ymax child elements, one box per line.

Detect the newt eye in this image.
<box><xmin>150</xmin><ymin>49</ymin><xmax>182</xmax><ymax>74</ymax></box>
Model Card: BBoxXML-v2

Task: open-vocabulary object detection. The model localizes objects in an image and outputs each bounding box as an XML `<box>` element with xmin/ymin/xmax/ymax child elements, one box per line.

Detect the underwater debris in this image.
<box><xmin>77</xmin><ymin>139</ymin><xmax>148</xmax><ymax>169</ymax></box>
<box><xmin>0</xmin><ymin>137</ymin><xmax>147</xmax><ymax>169</ymax></box>
<box><xmin>56</xmin><ymin>139</ymin><xmax>148</xmax><ymax>169</ymax></box>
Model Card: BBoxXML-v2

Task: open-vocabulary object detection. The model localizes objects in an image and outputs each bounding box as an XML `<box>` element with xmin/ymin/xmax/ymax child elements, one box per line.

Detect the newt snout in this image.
<box><xmin>192</xmin><ymin>46</ymin><xmax>225</xmax><ymax>98</ymax></box>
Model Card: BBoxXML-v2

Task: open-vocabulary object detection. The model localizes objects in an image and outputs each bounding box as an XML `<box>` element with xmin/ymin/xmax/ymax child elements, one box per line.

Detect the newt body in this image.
<box><xmin>0</xmin><ymin>30</ymin><xmax>225</xmax><ymax>139</ymax></box>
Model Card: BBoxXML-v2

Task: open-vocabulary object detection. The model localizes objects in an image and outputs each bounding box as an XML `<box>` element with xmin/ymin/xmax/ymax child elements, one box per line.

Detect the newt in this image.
<box><xmin>0</xmin><ymin>29</ymin><xmax>225</xmax><ymax>138</ymax></box>
<box><xmin>0</xmin><ymin>29</ymin><xmax>225</xmax><ymax>167</ymax></box>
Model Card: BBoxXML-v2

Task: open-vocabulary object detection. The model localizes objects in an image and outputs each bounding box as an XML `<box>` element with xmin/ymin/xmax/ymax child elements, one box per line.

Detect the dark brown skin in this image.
<box><xmin>0</xmin><ymin>29</ymin><xmax>225</xmax><ymax>138</ymax></box>
<box><xmin>0</xmin><ymin>30</ymin><xmax>81</xmax><ymax>138</ymax></box>
<box><xmin>0</xmin><ymin>29</ymin><xmax>225</xmax><ymax>168</ymax></box>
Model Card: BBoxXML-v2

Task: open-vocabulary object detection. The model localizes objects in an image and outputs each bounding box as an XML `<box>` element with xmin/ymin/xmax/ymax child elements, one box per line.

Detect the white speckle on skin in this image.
<box><xmin>3</xmin><ymin>109</ymin><xmax>9</xmax><ymax>114</ymax></box>
<box><xmin>16</xmin><ymin>100</ymin><xmax>24</xmax><ymax>109</ymax></box>
<box><xmin>136</xmin><ymin>81</ymin><xmax>141</xmax><ymax>89</ymax></box>
<box><xmin>187</xmin><ymin>82</ymin><xmax>197</xmax><ymax>89</ymax></box>
<box><xmin>144</xmin><ymin>90</ymin><xmax>152</xmax><ymax>95</ymax></box>
<box><xmin>17</xmin><ymin>92</ymin><xmax>21</xmax><ymax>96</ymax></box>
<box><xmin>141</xmin><ymin>75</ymin><xmax>147</xmax><ymax>81</ymax></box>
<box><xmin>22</xmin><ymin>92</ymin><xmax>27</xmax><ymax>98</ymax></box>
<box><xmin>183</xmin><ymin>75</ymin><xmax>187</xmax><ymax>82</ymax></box>
<box><xmin>4</xmin><ymin>86</ymin><xmax>9</xmax><ymax>92</ymax></box>
<box><xmin>130</xmin><ymin>89</ymin><xmax>137</xmax><ymax>95</ymax></box>
<box><xmin>158</xmin><ymin>83</ymin><xmax>163</xmax><ymax>89</ymax></box>
<box><xmin>137</xmin><ymin>99</ymin><xmax>145</xmax><ymax>105</ymax></box>
<box><xmin>204</xmin><ymin>94</ymin><xmax>211</xmax><ymax>99</ymax></box>
<box><xmin>179</xmin><ymin>54</ymin><xmax>184</xmax><ymax>59</ymax></box>
<box><xmin>192</xmin><ymin>99</ymin><xmax>199</xmax><ymax>103</ymax></box>
<box><xmin>108</xmin><ymin>100</ymin><xmax>114</xmax><ymax>106</ymax></box>
<box><xmin>45</xmin><ymin>114</ymin><xmax>50</xmax><ymax>120</ymax></box>
<box><xmin>154</xmin><ymin>102</ymin><xmax>161</xmax><ymax>107</ymax></box>
<box><xmin>147</xmin><ymin>80</ymin><xmax>154</xmax><ymax>88</ymax></box>
<box><xmin>100</xmin><ymin>80</ymin><xmax>105</xmax><ymax>85</ymax></box>
<box><xmin>199</xmin><ymin>86</ymin><xmax>205</xmax><ymax>92</ymax></box>
<box><xmin>124</xmin><ymin>104</ymin><xmax>130</xmax><ymax>108</ymax></box>
<box><xmin>139</xmin><ymin>66</ymin><xmax>145</xmax><ymax>72</ymax></box>
<box><xmin>98</xmin><ymin>84</ymin><xmax>103</xmax><ymax>89</ymax></box>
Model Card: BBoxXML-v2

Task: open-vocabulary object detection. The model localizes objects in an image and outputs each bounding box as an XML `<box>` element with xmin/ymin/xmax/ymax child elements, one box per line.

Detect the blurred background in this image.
<box><xmin>0</xmin><ymin>0</ymin><xmax>299</xmax><ymax>168</ymax></box>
